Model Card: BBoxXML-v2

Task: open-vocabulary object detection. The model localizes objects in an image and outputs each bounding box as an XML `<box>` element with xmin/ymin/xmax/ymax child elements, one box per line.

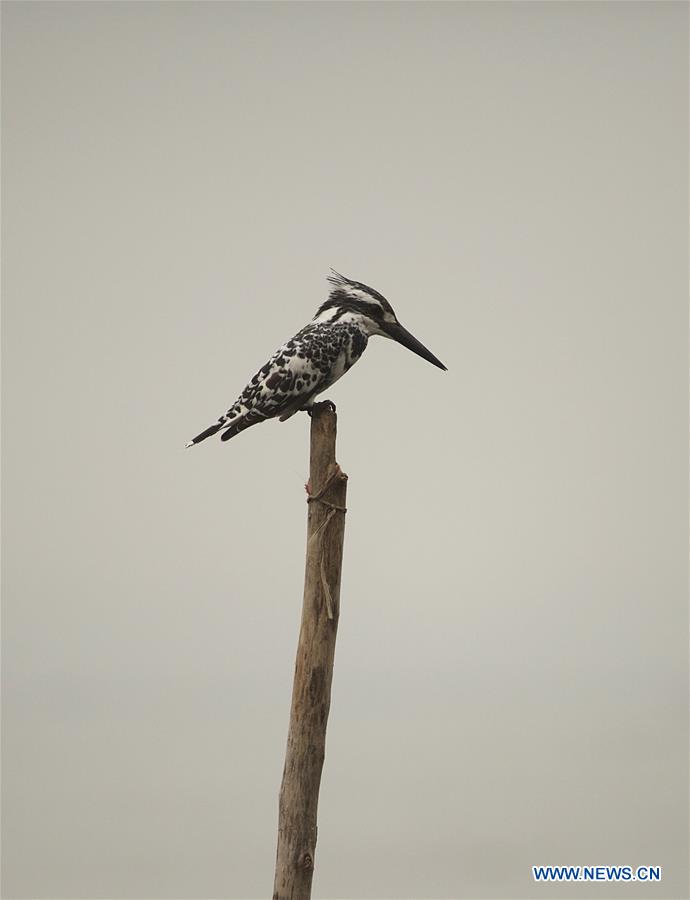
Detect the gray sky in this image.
<box><xmin>2</xmin><ymin>2</ymin><xmax>688</xmax><ymax>898</ymax></box>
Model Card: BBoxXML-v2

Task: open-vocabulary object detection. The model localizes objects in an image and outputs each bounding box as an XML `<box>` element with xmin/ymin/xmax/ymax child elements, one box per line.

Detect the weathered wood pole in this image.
<box><xmin>273</xmin><ymin>402</ymin><xmax>348</xmax><ymax>900</ymax></box>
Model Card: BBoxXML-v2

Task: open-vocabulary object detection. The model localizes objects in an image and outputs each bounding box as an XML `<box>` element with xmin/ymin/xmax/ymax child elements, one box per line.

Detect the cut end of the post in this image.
<box><xmin>309</xmin><ymin>401</ymin><xmax>338</xmax><ymax>436</ymax></box>
<box><xmin>309</xmin><ymin>400</ymin><xmax>338</xmax><ymax>478</ymax></box>
<box><xmin>310</xmin><ymin>399</ymin><xmax>337</xmax><ymax>419</ymax></box>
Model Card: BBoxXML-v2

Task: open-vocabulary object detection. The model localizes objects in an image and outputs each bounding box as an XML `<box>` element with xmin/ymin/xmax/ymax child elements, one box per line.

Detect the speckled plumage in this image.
<box><xmin>218</xmin><ymin>321</ymin><xmax>367</xmax><ymax>441</ymax></box>
<box><xmin>186</xmin><ymin>271</ymin><xmax>445</xmax><ymax>447</ymax></box>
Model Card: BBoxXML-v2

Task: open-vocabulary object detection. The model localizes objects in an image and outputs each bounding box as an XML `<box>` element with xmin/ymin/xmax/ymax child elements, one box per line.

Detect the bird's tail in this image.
<box><xmin>185</xmin><ymin>420</ymin><xmax>225</xmax><ymax>448</ymax></box>
<box><xmin>186</xmin><ymin>407</ymin><xmax>266</xmax><ymax>448</ymax></box>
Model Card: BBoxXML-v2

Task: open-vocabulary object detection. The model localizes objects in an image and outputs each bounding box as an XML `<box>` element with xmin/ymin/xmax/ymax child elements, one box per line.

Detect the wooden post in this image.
<box><xmin>273</xmin><ymin>402</ymin><xmax>348</xmax><ymax>900</ymax></box>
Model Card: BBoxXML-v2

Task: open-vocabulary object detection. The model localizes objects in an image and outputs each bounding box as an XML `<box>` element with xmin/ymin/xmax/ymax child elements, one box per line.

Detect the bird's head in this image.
<box><xmin>313</xmin><ymin>270</ymin><xmax>447</xmax><ymax>371</ymax></box>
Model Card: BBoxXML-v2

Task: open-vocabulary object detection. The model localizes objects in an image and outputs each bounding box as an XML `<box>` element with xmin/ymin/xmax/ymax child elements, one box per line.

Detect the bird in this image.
<box><xmin>185</xmin><ymin>270</ymin><xmax>446</xmax><ymax>447</ymax></box>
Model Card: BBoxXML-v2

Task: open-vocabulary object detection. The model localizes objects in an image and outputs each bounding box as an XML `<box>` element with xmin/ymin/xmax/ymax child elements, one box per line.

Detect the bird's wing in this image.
<box><xmin>186</xmin><ymin>325</ymin><xmax>348</xmax><ymax>447</ymax></box>
<box><xmin>219</xmin><ymin>327</ymin><xmax>339</xmax><ymax>437</ymax></box>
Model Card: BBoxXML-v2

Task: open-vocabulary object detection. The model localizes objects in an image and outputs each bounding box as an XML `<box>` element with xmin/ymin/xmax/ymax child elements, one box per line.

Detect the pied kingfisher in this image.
<box><xmin>186</xmin><ymin>271</ymin><xmax>446</xmax><ymax>447</ymax></box>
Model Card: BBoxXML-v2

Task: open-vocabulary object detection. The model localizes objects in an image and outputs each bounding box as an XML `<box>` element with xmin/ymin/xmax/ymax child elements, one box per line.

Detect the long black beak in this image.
<box><xmin>384</xmin><ymin>321</ymin><xmax>447</xmax><ymax>371</ymax></box>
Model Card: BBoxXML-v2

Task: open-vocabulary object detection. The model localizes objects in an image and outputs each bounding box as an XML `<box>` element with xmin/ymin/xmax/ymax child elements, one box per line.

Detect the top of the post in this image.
<box><xmin>309</xmin><ymin>402</ymin><xmax>338</xmax><ymax>492</ymax></box>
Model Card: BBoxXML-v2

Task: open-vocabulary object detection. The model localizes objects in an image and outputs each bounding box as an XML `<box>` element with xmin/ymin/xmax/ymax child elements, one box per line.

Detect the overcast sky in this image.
<box><xmin>2</xmin><ymin>2</ymin><xmax>688</xmax><ymax>898</ymax></box>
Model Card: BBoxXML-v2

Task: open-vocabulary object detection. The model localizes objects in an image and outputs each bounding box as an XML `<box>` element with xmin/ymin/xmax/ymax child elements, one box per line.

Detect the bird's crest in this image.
<box><xmin>326</xmin><ymin>269</ymin><xmax>356</xmax><ymax>290</ymax></box>
<box><xmin>325</xmin><ymin>269</ymin><xmax>394</xmax><ymax>315</ymax></box>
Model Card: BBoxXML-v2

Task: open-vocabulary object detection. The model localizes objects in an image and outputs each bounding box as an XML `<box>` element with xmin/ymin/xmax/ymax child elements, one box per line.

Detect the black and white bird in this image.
<box><xmin>186</xmin><ymin>271</ymin><xmax>446</xmax><ymax>447</ymax></box>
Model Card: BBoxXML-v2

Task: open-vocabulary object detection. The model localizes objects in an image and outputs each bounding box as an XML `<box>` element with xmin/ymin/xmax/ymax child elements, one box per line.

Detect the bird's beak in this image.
<box><xmin>383</xmin><ymin>321</ymin><xmax>447</xmax><ymax>371</ymax></box>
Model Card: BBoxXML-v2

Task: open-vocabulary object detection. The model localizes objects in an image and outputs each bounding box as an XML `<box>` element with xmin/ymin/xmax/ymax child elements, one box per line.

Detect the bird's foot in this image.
<box><xmin>307</xmin><ymin>399</ymin><xmax>337</xmax><ymax>417</ymax></box>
